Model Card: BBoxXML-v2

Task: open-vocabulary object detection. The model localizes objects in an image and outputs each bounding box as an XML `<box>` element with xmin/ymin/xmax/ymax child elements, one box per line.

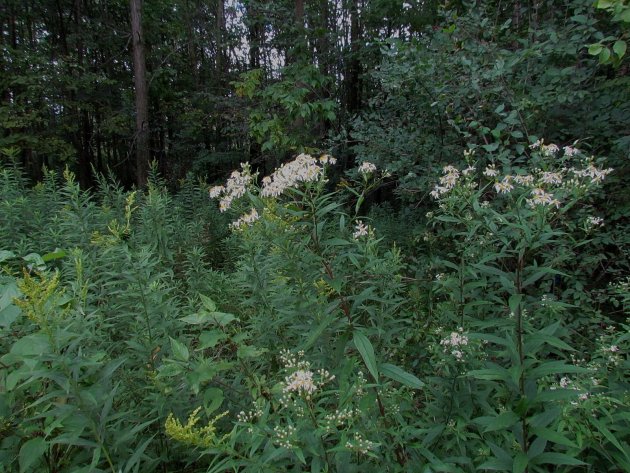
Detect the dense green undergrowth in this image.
<box><xmin>1</xmin><ymin>143</ymin><xmax>628</xmax><ymax>472</ymax></box>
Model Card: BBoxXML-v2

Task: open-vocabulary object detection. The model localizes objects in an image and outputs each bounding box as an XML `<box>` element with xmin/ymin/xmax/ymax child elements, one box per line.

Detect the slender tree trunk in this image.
<box><xmin>216</xmin><ymin>0</ymin><xmax>226</xmax><ymax>76</ymax></box>
<box><xmin>130</xmin><ymin>0</ymin><xmax>149</xmax><ymax>187</ymax></box>
<box><xmin>346</xmin><ymin>0</ymin><xmax>361</xmax><ymax>115</ymax></box>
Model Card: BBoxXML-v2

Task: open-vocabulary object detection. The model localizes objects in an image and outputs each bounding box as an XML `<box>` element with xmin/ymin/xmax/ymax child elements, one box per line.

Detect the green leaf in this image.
<box><xmin>529</xmin><ymin>361</ymin><xmax>588</xmax><ymax>379</ymax></box>
<box><xmin>513</xmin><ymin>452</ymin><xmax>528</xmax><ymax>473</ymax></box>
<box><xmin>353</xmin><ymin>331</ymin><xmax>379</xmax><ymax>382</ymax></box>
<box><xmin>508</xmin><ymin>294</ymin><xmax>522</xmax><ymax>315</ymax></box>
<box><xmin>613</xmin><ymin>40</ymin><xmax>627</xmax><ymax>58</ymax></box>
<box><xmin>588</xmin><ymin>43</ymin><xmax>603</xmax><ymax>56</ymax></box>
<box><xmin>19</xmin><ymin>437</ymin><xmax>47</xmax><ymax>472</ymax></box>
<box><xmin>10</xmin><ymin>333</ymin><xmax>51</xmax><ymax>356</ymax></box>
<box><xmin>209</xmin><ymin>312</ymin><xmax>237</xmax><ymax>326</ymax></box>
<box><xmin>0</xmin><ymin>250</ymin><xmax>16</xmax><ymax>263</ymax></box>
<box><xmin>533</xmin><ymin>452</ymin><xmax>585</xmax><ymax>466</ymax></box>
<box><xmin>237</xmin><ymin>345</ymin><xmax>266</xmax><ymax>359</ymax></box>
<box><xmin>199</xmin><ymin>294</ymin><xmax>217</xmax><ymax>312</ymax></box>
<box><xmin>531</xmin><ymin>427</ymin><xmax>576</xmax><ymax>449</ymax></box>
<box><xmin>198</xmin><ymin>330</ymin><xmax>227</xmax><ymax>350</ymax></box>
<box><xmin>379</xmin><ymin>363</ymin><xmax>424</xmax><ymax>389</ymax></box>
<box><xmin>478</xmin><ymin>458</ymin><xmax>512</xmax><ymax>470</ymax></box>
<box><xmin>474</xmin><ymin>411</ymin><xmax>519</xmax><ymax>433</ymax></box>
<box><xmin>42</xmin><ymin>249</ymin><xmax>67</xmax><ymax>262</ymax></box>
<box><xmin>170</xmin><ymin>337</ymin><xmax>189</xmax><ymax>362</ymax></box>
<box><xmin>599</xmin><ymin>47</ymin><xmax>611</xmax><ymax>63</ymax></box>
<box><xmin>181</xmin><ymin>313</ymin><xmax>211</xmax><ymax>325</ymax></box>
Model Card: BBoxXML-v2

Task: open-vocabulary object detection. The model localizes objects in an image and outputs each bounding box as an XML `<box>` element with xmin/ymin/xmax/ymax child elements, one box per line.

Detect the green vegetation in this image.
<box><xmin>1</xmin><ymin>0</ymin><xmax>629</xmax><ymax>471</ymax></box>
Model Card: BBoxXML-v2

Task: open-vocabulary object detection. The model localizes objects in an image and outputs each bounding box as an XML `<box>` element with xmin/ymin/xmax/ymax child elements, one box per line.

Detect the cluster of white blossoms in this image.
<box><xmin>237</xmin><ymin>403</ymin><xmax>264</xmax><ymax>424</ymax></box>
<box><xmin>586</xmin><ymin>216</ymin><xmax>604</xmax><ymax>228</ymax></box>
<box><xmin>526</xmin><ymin>188</ymin><xmax>561</xmax><ymax>208</ymax></box>
<box><xmin>493</xmin><ymin>176</ymin><xmax>514</xmax><ymax>194</ymax></box>
<box><xmin>440</xmin><ymin>329</ymin><xmax>469</xmax><ymax>361</ymax></box>
<box><xmin>353</xmin><ymin>220</ymin><xmax>370</xmax><ymax>239</ymax></box>
<box><xmin>430</xmin><ymin>143</ymin><xmax>613</xmax><ymax>210</ymax></box>
<box><xmin>345</xmin><ymin>432</ymin><xmax>377</xmax><ymax>454</ymax></box>
<box><xmin>229</xmin><ymin>207</ymin><xmax>259</xmax><ymax>230</ymax></box>
<box><xmin>279</xmin><ymin>350</ymin><xmax>335</xmax><ymax>401</ymax></box>
<box><xmin>358</xmin><ymin>161</ymin><xmax>377</xmax><ymax>175</ymax></box>
<box><xmin>323</xmin><ymin>407</ymin><xmax>357</xmax><ymax>430</ymax></box>
<box><xmin>571</xmin><ymin>162</ymin><xmax>613</xmax><ymax>184</ymax></box>
<box><xmin>284</xmin><ymin>370</ymin><xmax>317</xmax><ymax>395</ymax></box>
<box><xmin>273</xmin><ymin>424</ymin><xmax>297</xmax><ymax>449</ymax></box>
<box><xmin>529</xmin><ymin>139</ymin><xmax>559</xmax><ymax>157</ymax></box>
<box><xmin>208</xmin><ymin>163</ymin><xmax>254</xmax><ymax>212</ymax></box>
<box><xmin>430</xmin><ymin>165</ymin><xmax>461</xmax><ymax>198</ymax></box>
<box><xmin>260</xmin><ymin>153</ymin><xmax>332</xmax><ymax>198</ymax></box>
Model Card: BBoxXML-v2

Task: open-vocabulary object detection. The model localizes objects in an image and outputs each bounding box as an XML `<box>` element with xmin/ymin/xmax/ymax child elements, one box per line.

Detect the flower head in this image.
<box><xmin>358</xmin><ymin>161</ymin><xmax>377</xmax><ymax>175</ymax></box>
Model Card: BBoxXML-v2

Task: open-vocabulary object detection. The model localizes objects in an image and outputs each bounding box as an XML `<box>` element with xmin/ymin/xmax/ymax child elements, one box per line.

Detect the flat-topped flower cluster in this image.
<box><xmin>208</xmin><ymin>154</ymin><xmax>336</xmax><ymax>230</ymax></box>
<box><xmin>261</xmin><ymin>153</ymin><xmax>334</xmax><ymax>198</ymax></box>
<box><xmin>430</xmin><ymin>142</ymin><xmax>613</xmax><ymax>210</ymax></box>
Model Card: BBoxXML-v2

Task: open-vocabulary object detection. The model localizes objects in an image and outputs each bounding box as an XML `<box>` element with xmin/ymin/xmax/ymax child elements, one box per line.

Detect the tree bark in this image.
<box><xmin>130</xmin><ymin>0</ymin><xmax>149</xmax><ymax>187</ymax></box>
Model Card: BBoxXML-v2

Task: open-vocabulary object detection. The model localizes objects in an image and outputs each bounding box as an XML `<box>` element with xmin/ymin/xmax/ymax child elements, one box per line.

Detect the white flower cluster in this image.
<box><xmin>494</xmin><ymin>176</ymin><xmax>514</xmax><ymax>194</ymax></box>
<box><xmin>440</xmin><ymin>329</ymin><xmax>469</xmax><ymax>361</ymax></box>
<box><xmin>513</xmin><ymin>174</ymin><xmax>534</xmax><ymax>186</ymax></box>
<box><xmin>431</xmin><ymin>165</ymin><xmax>461</xmax><ymax>199</ymax></box>
<box><xmin>260</xmin><ymin>153</ymin><xmax>329</xmax><ymax>198</ymax></box>
<box><xmin>526</xmin><ymin>188</ymin><xmax>561</xmax><ymax>208</ymax></box>
<box><xmin>358</xmin><ymin>161</ymin><xmax>377</xmax><ymax>175</ymax></box>
<box><xmin>586</xmin><ymin>216</ymin><xmax>604</xmax><ymax>228</ymax></box>
<box><xmin>353</xmin><ymin>220</ymin><xmax>369</xmax><ymax>239</ymax></box>
<box><xmin>279</xmin><ymin>349</ymin><xmax>309</xmax><ymax>369</ymax></box>
<box><xmin>229</xmin><ymin>207</ymin><xmax>260</xmax><ymax>231</ymax></box>
<box><xmin>483</xmin><ymin>164</ymin><xmax>499</xmax><ymax>178</ymax></box>
<box><xmin>237</xmin><ymin>404</ymin><xmax>263</xmax><ymax>423</ymax></box>
<box><xmin>345</xmin><ymin>432</ymin><xmax>377</xmax><ymax>454</ymax></box>
<box><xmin>323</xmin><ymin>407</ymin><xmax>356</xmax><ymax>430</ymax></box>
<box><xmin>571</xmin><ymin>162</ymin><xmax>613</xmax><ymax>184</ymax></box>
<box><xmin>273</xmin><ymin>424</ymin><xmax>297</xmax><ymax>449</ymax></box>
<box><xmin>529</xmin><ymin>139</ymin><xmax>559</xmax><ymax>157</ymax></box>
<box><xmin>284</xmin><ymin>370</ymin><xmax>317</xmax><ymax>395</ymax></box>
<box><xmin>208</xmin><ymin>163</ymin><xmax>254</xmax><ymax>212</ymax></box>
<box><xmin>279</xmin><ymin>350</ymin><xmax>335</xmax><ymax>400</ymax></box>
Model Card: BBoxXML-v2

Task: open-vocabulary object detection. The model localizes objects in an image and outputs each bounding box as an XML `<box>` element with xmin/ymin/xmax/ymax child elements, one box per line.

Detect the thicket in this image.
<box><xmin>1</xmin><ymin>0</ymin><xmax>630</xmax><ymax>472</ymax></box>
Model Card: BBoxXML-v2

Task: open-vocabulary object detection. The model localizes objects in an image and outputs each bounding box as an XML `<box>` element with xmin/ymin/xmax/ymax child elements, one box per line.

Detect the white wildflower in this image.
<box><xmin>587</xmin><ymin>216</ymin><xmax>604</xmax><ymax>227</ymax></box>
<box><xmin>230</xmin><ymin>208</ymin><xmax>260</xmax><ymax>231</ymax></box>
<box><xmin>494</xmin><ymin>176</ymin><xmax>514</xmax><ymax>194</ymax></box>
<box><xmin>208</xmin><ymin>185</ymin><xmax>224</xmax><ymax>198</ymax></box>
<box><xmin>540</xmin><ymin>171</ymin><xmax>563</xmax><ymax>185</ymax></box>
<box><xmin>353</xmin><ymin>220</ymin><xmax>369</xmax><ymax>239</ymax></box>
<box><xmin>563</xmin><ymin>146</ymin><xmax>579</xmax><ymax>157</ymax></box>
<box><xmin>513</xmin><ymin>174</ymin><xmax>534</xmax><ymax>186</ymax></box>
<box><xmin>358</xmin><ymin>161</ymin><xmax>377</xmax><ymax>175</ymax></box>
<box><xmin>527</xmin><ymin>188</ymin><xmax>561</xmax><ymax>208</ymax></box>
<box><xmin>483</xmin><ymin>164</ymin><xmax>499</xmax><ymax>177</ymax></box>
<box><xmin>260</xmin><ymin>154</ymin><xmax>323</xmax><ymax>198</ymax></box>
<box><xmin>541</xmin><ymin>143</ymin><xmax>559</xmax><ymax>156</ymax></box>
<box><xmin>284</xmin><ymin>370</ymin><xmax>317</xmax><ymax>395</ymax></box>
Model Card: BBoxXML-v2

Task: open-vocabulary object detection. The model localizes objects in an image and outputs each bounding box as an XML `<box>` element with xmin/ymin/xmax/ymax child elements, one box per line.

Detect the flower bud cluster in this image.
<box><xmin>345</xmin><ymin>432</ymin><xmax>377</xmax><ymax>454</ymax></box>
<box><xmin>273</xmin><ymin>424</ymin><xmax>297</xmax><ymax>449</ymax></box>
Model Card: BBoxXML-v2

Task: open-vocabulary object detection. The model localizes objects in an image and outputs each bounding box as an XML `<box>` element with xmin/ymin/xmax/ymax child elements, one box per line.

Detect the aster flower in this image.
<box><xmin>358</xmin><ymin>161</ymin><xmax>377</xmax><ymax>175</ymax></box>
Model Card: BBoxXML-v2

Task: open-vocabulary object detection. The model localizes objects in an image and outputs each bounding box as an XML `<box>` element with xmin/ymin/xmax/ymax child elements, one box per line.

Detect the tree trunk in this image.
<box><xmin>346</xmin><ymin>0</ymin><xmax>361</xmax><ymax>115</ymax></box>
<box><xmin>130</xmin><ymin>0</ymin><xmax>149</xmax><ymax>187</ymax></box>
